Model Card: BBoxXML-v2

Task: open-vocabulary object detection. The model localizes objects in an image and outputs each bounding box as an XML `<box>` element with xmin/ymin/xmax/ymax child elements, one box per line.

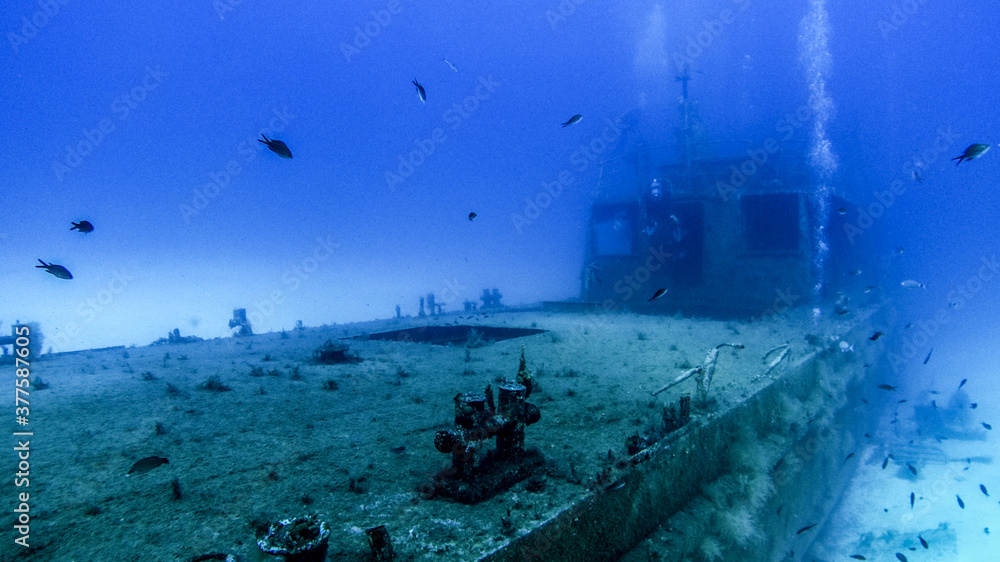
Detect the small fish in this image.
<box><xmin>905</xmin><ymin>322</ymin><xmax>914</xmax><ymax>329</ymax></box>
<box><xmin>647</xmin><ymin>288</ymin><xmax>667</xmax><ymax>302</ymax></box>
<box><xmin>900</xmin><ymin>280</ymin><xmax>925</xmax><ymax>289</ymax></box>
<box><xmin>959</xmin><ymin>378</ymin><xmax>967</xmax><ymax>389</ymax></box>
<box><xmin>127</xmin><ymin>456</ymin><xmax>169</xmax><ymax>476</ymax></box>
<box><xmin>850</xmin><ymin>556</ymin><xmax>867</xmax><ymax>560</ymax></box>
<box><xmin>412</xmin><ymin>79</ymin><xmax>426</xmax><ymax>103</ymax></box>
<box><xmin>795</xmin><ymin>523</ymin><xmax>817</xmax><ymax>534</ymax></box>
<box><xmin>971</xmin><ymin>403</ymin><xmax>977</xmax><ymax>409</ymax></box>
<box><xmin>36</xmin><ymin>259</ymin><xmax>73</xmax><ymax>279</ymax></box>
<box><xmin>923</xmin><ymin>348</ymin><xmax>933</xmax><ymax>364</ymax></box>
<box><xmin>882</xmin><ymin>457</ymin><xmax>889</xmax><ymax>469</ymax></box>
<box><xmin>258</xmin><ymin>134</ymin><xmax>292</xmax><ymax>159</ymax></box>
<box><xmin>443</xmin><ymin>58</ymin><xmax>459</xmax><ymax>72</ymax></box>
<box><xmin>562</xmin><ymin>114</ymin><xmax>583</xmax><ymax>127</ymax></box>
<box><xmin>896</xmin><ymin>246</ymin><xmax>905</xmax><ymax>254</ymax></box>
<box><xmin>896</xmin><ymin>552</ymin><xmax>908</xmax><ymax>562</ymax></box>
<box><xmin>844</xmin><ymin>452</ymin><xmax>855</xmax><ymax>463</ymax></box>
<box><xmin>986</xmin><ymin>527</ymin><xmax>990</xmax><ymax>535</ymax></box>
<box><xmin>468</xmin><ymin>212</ymin><xmax>477</xmax><ymax>221</ymax></box>
<box><xmin>952</xmin><ymin>143</ymin><xmax>990</xmax><ymax>165</ymax></box>
<box><xmin>899</xmin><ymin>399</ymin><xmax>908</xmax><ymax>403</ymax></box>
<box><xmin>389</xmin><ymin>445</ymin><xmax>406</xmax><ymax>454</ymax></box>
<box><xmin>910</xmin><ymin>492</ymin><xmax>914</xmax><ymax>508</ymax></box>
<box><xmin>981</xmin><ymin>484</ymin><xmax>989</xmax><ymax>496</ymax></box>
<box><xmin>911</xmin><ymin>169</ymin><xmax>924</xmax><ymax>183</ymax></box>
<box><xmin>849</xmin><ymin>269</ymin><xmax>863</xmax><ymax>276</ymax></box>
<box><xmin>70</xmin><ymin>220</ymin><xmax>94</xmax><ymax>233</ymax></box>
<box><xmin>878</xmin><ymin>384</ymin><xmax>897</xmax><ymax>391</ymax></box>
<box><xmin>918</xmin><ymin>534</ymin><xmax>928</xmax><ymax>548</ymax></box>
<box><xmin>907</xmin><ymin>462</ymin><xmax>917</xmax><ymax>476</ymax></box>
<box><xmin>932</xmin><ymin>400</ymin><xmax>938</xmax><ymax>408</ymax></box>
<box><xmin>837</xmin><ymin>207</ymin><xmax>847</xmax><ymax>215</ymax></box>
<box><xmin>869</xmin><ymin>331</ymin><xmax>884</xmax><ymax>341</ymax></box>
<box><xmin>863</xmin><ymin>285</ymin><xmax>876</xmax><ymax>293</ymax></box>
<box><xmin>957</xmin><ymin>494</ymin><xmax>965</xmax><ymax>509</ymax></box>
<box><xmin>983</xmin><ymin>422</ymin><xmax>993</xmax><ymax>430</ymax></box>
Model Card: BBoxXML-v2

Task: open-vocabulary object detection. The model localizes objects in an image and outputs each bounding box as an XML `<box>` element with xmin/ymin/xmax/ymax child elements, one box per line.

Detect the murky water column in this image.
<box><xmin>799</xmin><ymin>0</ymin><xmax>839</xmax><ymax>319</ymax></box>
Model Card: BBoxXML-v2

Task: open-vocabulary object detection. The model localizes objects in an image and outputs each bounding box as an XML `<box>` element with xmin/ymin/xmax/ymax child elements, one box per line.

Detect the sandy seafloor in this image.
<box><xmin>4</xmin><ymin>306</ymin><xmax>853</xmax><ymax>561</ymax></box>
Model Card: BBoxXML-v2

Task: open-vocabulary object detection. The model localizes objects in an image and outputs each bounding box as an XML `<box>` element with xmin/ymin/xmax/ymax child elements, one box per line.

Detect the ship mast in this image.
<box><xmin>676</xmin><ymin>63</ymin><xmax>693</xmax><ymax>176</ymax></box>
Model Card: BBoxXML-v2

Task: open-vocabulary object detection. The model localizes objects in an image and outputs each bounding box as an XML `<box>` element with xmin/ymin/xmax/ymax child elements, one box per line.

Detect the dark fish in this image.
<box><xmin>957</xmin><ymin>494</ymin><xmax>965</xmax><ymax>509</ymax></box>
<box><xmin>850</xmin><ymin>556</ymin><xmax>867</xmax><ymax>560</ymax></box>
<box><xmin>849</xmin><ymin>269</ymin><xmax>863</xmax><ymax>276</ymax></box>
<box><xmin>899</xmin><ymin>399</ymin><xmax>907</xmax><ymax>403</ymax></box>
<box><xmin>647</xmin><ymin>288</ymin><xmax>667</xmax><ymax>302</ymax></box>
<box><xmin>562</xmin><ymin>114</ymin><xmax>582</xmax><ymax>127</ymax></box>
<box><xmin>923</xmin><ymin>348</ymin><xmax>933</xmax><ymax>364</ymax></box>
<box><xmin>983</xmin><ymin>422</ymin><xmax>993</xmax><ymax>430</ymax></box>
<box><xmin>844</xmin><ymin>452</ymin><xmax>855</xmax><ymax>463</ymax></box>
<box><xmin>911</xmin><ymin>169</ymin><xmax>924</xmax><ymax>184</ymax></box>
<box><xmin>932</xmin><ymin>400</ymin><xmax>937</xmax><ymax>408</ymax></box>
<box><xmin>981</xmin><ymin>484</ymin><xmax>989</xmax><ymax>496</ymax></box>
<box><xmin>882</xmin><ymin>456</ymin><xmax>889</xmax><ymax>470</ymax></box>
<box><xmin>952</xmin><ymin>143</ymin><xmax>990</xmax><ymax>165</ymax></box>
<box><xmin>127</xmin><ymin>456</ymin><xmax>169</xmax><ymax>476</ymax></box>
<box><xmin>971</xmin><ymin>403</ymin><xmax>978</xmax><ymax>409</ymax></box>
<box><xmin>910</xmin><ymin>492</ymin><xmax>914</xmax><ymax>508</ymax></box>
<box><xmin>907</xmin><ymin>462</ymin><xmax>917</xmax><ymax>476</ymax></box>
<box><xmin>412</xmin><ymin>79</ymin><xmax>426</xmax><ymax>103</ymax></box>
<box><xmin>895</xmin><ymin>553</ymin><xmax>907</xmax><ymax>562</ymax></box>
<box><xmin>869</xmin><ymin>331</ymin><xmax>884</xmax><ymax>341</ymax></box>
<box><xmin>70</xmin><ymin>220</ymin><xmax>94</xmax><ymax>233</ymax></box>
<box><xmin>959</xmin><ymin>378</ymin><xmax>967</xmax><ymax>388</ymax></box>
<box><xmin>795</xmin><ymin>523</ymin><xmax>817</xmax><ymax>535</ymax></box>
<box><xmin>878</xmin><ymin>384</ymin><xmax>897</xmax><ymax>391</ymax></box>
<box><xmin>918</xmin><ymin>534</ymin><xmax>928</xmax><ymax>548</ymax></box>
<box><xmin>36</xmin><ymin>259</ymin><xmax>73</xmax><ymax>279</ymax></box>
<box><xmin>837</xmin><ymin>207</ymin><xmax>847</xmax><ymax>215</ymax></box>
<box><xmin>389</xmin><ymin>446</ymin><xmax>406</xmax><ymax>454</ymax></box>
<box><xmin>468</xmin><ymin>212</ymin><xmax>477</xmax><ymax>221</ymax></box>
<box><xmin>258</xmin><ymin>134</ymin><xmax>292</xmax><ymax>159</ymax></box>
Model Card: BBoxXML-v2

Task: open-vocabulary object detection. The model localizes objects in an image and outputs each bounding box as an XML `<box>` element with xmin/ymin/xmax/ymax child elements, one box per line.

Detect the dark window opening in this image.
<box><xmin>742</xmin><ymin>193</ymin><xmax>800</xmax><ymax>253</ymax></box>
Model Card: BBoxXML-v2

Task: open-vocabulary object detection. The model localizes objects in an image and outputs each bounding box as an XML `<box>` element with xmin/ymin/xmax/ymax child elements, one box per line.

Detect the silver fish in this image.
<box><xmin>36</xmin><ymin>259</ymin><xmax>73</xmax><ymax>279</ymax></box>
<box><xmin>562</xmin><ymin>114</ymin><xmax>582</xmax><ymax>127</ymax></box>
<box><xmin>412</xmin><ymin>79</ymin><xmax>426</xmax><ymax>103</ymax></box>
<box><xmin>900</xmin><ymin>280</ymin><xmax>925</xmax><ymax>289</ymax></box>
<box><xmin>952</xmin><ymin>143</ymin><xmax>990</xmax><ymax>165</ymax></box>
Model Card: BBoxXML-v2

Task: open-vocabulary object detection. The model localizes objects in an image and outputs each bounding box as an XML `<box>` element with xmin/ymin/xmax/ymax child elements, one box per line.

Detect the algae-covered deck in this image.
<box><xmin>5</xmin><ymin>306</ymin><xmax>878</xmax><ymax>561</ymax></box>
